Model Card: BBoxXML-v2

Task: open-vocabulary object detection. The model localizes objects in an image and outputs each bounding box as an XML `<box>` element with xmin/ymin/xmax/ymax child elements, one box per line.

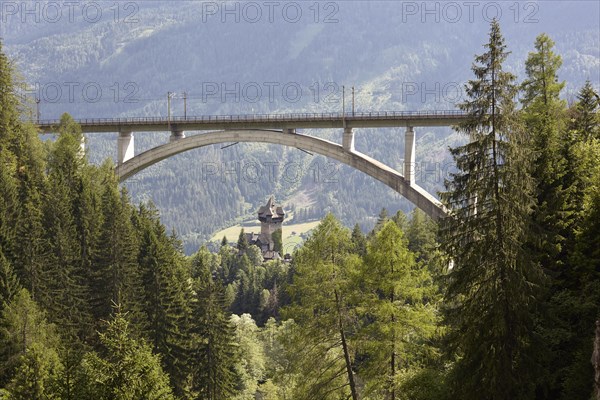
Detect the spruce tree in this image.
<box><xmin>350</xmin><ymin>223</ymin><xmax>367</xmax><ymax>257</ymax></box>
<box><xmin>440</xmin><ymin>20</ymin><xmax>543</xmax><ymax>400</ymax></box>
<box><xmin>237</xmin><ymin>228</ymin><xmax>249</xmax><ymax>253</ymax></box>
<box><xmin>405</xmin><ymin>209</ymin><xmax>440</xmax><ymax>276</ymax></box>
<box><xmin>272</xmin><ymin>228</ymin><xmax>283</xmax><ymax>255</ymax></box>
<box><xmin>571</xmin><ymin>80</ymin><xmax>600</xmax><ymax>142</ymax></box>
<box><xmin>371</xmin><ymin>208</ymin><xmax>389</xmax><ymax>236</ymax></box>
<box><xmin>41</xmin><ymin>114</ymin><xmax>94</xmax><ymax>341</ymax></box>
<box><xmin>0</xmin><ymin>150</ymin><xmax>18</xmax><ymax>266</ymax></box>
<box><xmin>76</xmin><ymin>311</ymin><xmax>175</xmax><ymax>400</ymax></box>
<box><xmin>135</xmin><ymin>203</ymin><xmax>192</xmax><ymax>397</ymax></box>
<box><xmin>190</xmin><ymin>260</ymin><xmax>239</xmax><ymax>399</ymax></box>
<box><xmin>92</xmin><ymin>180</ymin><xmax>144</xmax><ymax>334</ymax></box>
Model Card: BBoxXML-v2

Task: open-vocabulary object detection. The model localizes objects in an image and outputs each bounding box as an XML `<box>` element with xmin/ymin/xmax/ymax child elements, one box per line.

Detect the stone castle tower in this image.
<box><xmin>243</xmin><ymin>197</ymin><xmax>287</xmax><ymax>261</ymax></box>
<box><xmin>258</xmin><ymin>196</ymin><xmax>285</xmax><ymax>243</ymax></box>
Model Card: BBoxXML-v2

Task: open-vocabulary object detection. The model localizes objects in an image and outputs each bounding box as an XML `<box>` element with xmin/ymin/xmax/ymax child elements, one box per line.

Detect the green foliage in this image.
<box><xmin>271</xmin><ymin>229</ymin><xmax>282</xmax><ymax>255</ymax></box>
<box><xmin>350</xmin><ymin>223</ymin><xmax>367</xmax><ymax>257</ymax></box>
<box><xmin>370</xmin><ymin>207</ymin><xmax>389</xmax><ymax>236</ymax></box>
<box><xmin>570</xmin><ymin>80</ymin><xmax>600</xmax><ymax>142</ymax></box>
<box><xmin>76</xmin><ymin>311</ymin><xmax>175</xmax><ymax>400</ymax></box>
<box><xmin>405</xmin><ymin>209</ymin><xmax>442</xmax><ymax>279</ymax></box>
<box><xmin>230</xmin><ymin>314</ymin><xmax>266</xmax><ymax>399</ymax></box>
<box><xmin>135</xmin><ymin>203</ymin><xmax>192</xmax><ymax>397</ymax></box>
<box><xmin>190</xmin><ymin>259</ymin><xmax>239</xmax><ymax>400</ymax></box>
<box><xmin>0</xmin><ymin>41</ymin><xmax>25</xmax><ymax>158</ymax></box>
<box><xmin>92</xmin><ymin>182</ymin><xmax>144</xmax><ymax>333</ymax></box>
<box><xmin>5</xmin><ymin>342</ymin><xmax>63</xmax><ymax>400</ymax></box>
<box><xmin>357</xmin><ymin>221</ymin><xmax>438</xmax><ymax>398</ymax></box>
<box><xmin>0</xmin><ymin>250</ymin><xmax>19</xmax><ymax>309</ymax></box>
<box><xmin>522</xmin><ymin>33</ymin><xmax>570</xmax><ymax>273</ymax></box>
<box><xmin>0</xmin><ymin>289</ymin><xmax>61</xmax><ymax>391</ymax></box>
<box><xmin>284</xmin><ymin>213</ymin><xmax>360</xmax><ymax>399</ymax></box>
<box><xmin>393</xmin><ymin>367</ymin><xmax>450</xmax><ymax>400</ymax></box>
<box><xmin>521</xmin><ymin>36</ymin><xmax>600</xmax><ymax>399</ymax></box>
<box><xmin>440</xmin><ymin>20</ymin><xmax>543</xmax><ymax>400</ymax></box>
<box><xmin>237</xmin><ymin>228</ymin><xmax>249</xmax><ymax>253</ymax></box>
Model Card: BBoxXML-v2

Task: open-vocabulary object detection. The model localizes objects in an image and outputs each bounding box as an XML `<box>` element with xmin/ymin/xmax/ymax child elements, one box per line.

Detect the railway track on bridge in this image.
<box><xmin>36</xmin><ymin>110</ymin><xmax>470</xmax><ymax>133</ymax></box>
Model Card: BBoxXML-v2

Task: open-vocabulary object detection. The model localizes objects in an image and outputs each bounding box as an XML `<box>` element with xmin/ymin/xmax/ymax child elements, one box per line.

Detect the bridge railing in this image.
<box><xmin>35</xmin><ymin>109</ymin><xmax>469</xmax><ymax>127</ymax></box>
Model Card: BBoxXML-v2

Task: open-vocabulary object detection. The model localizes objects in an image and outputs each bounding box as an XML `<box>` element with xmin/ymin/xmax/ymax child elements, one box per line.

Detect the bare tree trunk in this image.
<box><xmin>335</xmin><ymin>289</ymin><xmax>359</xmax><ymax>400</ymax></box>
<box><xmin>593</xmin><ymin>320</ymin><xmax>600</xmax><ymax>400</ymax></box>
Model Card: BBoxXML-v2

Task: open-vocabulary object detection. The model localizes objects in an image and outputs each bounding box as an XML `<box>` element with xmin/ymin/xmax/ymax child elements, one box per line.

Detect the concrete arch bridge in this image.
<box><xmin>37</xmin><ymin>110</ymin><xmax>470</xmax><ymax>220</ymax></box>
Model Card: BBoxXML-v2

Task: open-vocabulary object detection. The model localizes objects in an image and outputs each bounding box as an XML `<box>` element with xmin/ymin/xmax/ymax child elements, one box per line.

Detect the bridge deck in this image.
<box><xmin>36</xmin><ymin>110</ymin><xmax>469</xmax><ymax>133</ymax></box>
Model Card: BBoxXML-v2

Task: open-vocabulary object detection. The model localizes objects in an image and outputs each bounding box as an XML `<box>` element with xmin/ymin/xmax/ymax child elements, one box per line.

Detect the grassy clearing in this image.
<box><xmin>210</xmin><ymin>220</ymin><xmax>321</xmax><ymax>253</ymax></box>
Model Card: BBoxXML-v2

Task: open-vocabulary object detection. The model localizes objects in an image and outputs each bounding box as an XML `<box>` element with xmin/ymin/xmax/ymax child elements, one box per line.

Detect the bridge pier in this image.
<box><xmin>118</xmin><ymin>131</ymin><xmax>134</xmax><ymax>165</ymax></box>
<box><xmin>342</xmin><ymin>127</ymin><xmax>354</xmax><ymax>152</ymax></box>
<box><xmin>170</xmin><ymin>130</ymin><xmax>185</xmax><ymax>142</ymax></box>
<box><xmin>404</xmin><ymin>126</ymin><xmax>415</xmax><ymax>185</ymax></box>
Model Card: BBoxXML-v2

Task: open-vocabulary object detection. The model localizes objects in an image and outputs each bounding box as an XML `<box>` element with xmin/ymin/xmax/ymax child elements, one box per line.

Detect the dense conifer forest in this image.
<box><xmin>0</xmin><ymin>20</ymin><xmax>599</xmax><ymax>399</ymax></box>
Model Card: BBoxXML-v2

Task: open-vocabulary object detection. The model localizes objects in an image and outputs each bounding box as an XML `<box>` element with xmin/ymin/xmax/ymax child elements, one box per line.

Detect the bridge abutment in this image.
<box><xmin>404</xmin><ymin>126</ymin><xmax>415</xmax><ymax>185</ymax></box>
<box><xmin>118</xmin><ymin>131</ymin><xmax>134</xmax><ymax>165</ymax></box>
<box><xmin>342</xmin><ymin>127</ymin><xmax>354</xmax><ymax>152</ymax></box>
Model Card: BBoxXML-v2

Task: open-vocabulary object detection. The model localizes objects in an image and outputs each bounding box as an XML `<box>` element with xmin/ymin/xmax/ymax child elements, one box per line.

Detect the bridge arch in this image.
<box><xmin>115</xmin><ymin>129</ymin><xmax>446</xmax><ymax>220</ymax></box>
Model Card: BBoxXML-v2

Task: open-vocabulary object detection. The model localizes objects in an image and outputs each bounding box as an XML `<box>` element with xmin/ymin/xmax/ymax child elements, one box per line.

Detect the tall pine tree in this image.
<box><xmin>190</xmin><ymin>249</ymin><xmax>239</xmax><ymax>400</ymax></box>
<box><xmin>440</xmin><ymin>20</ymin><xmax>543</xmax><ymax>400</ymax></box>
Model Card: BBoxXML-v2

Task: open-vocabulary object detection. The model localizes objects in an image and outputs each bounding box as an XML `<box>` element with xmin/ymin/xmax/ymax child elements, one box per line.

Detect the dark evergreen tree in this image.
<box><xmin>237</xmin><ymin>228</ymin><xmax>249</xmax><ymax>253</ymax></box>
<box><xmin>75</xmin><ymin>311</ymin><xmax>175</xmax><ymax>400</ymax></box>
<box><xmin>40</xmin><ymin>114</ymin><xmax>96</xmax><ymax>343</ymax></box>
<box><xmin>92</xmin><ymin>178</ymin><xmax>144</xmax><ymax>334</ymax></box>
<box><xmin>135</xmin><ymin>203</ymin><xmax>192</xmax><ymax>397</ymax></box>
<box><xmin>370</xmin><ymin>208</ymin><xmax>389</xmax><ymax>236</ymax></box>
<box><xmin>190</xmin><ymin>257</ymin><xmax>239</xmax><ymax>400</ymax></box>
<box><xmin>350</xmin><ymin>223</ymin><xmax>367</xmax><ymax>257</ymax></box>
<box><xmin>440</xmin><ymin>20</ymin><xmax>543</xmax><ymax>400</ymax></box>
<box><xmin>0</xmin><ymin>41</ymin><xmax>24</xmax><ymax>159</ymax></box>
<box><xmin>570</xmin><ymin>80</ymin><xmax>600</xmax><ymax>142</ymax></box>
<box><xmin>0</xmin><ymin>42</ymin><xmax>47</xmax><ymax>302</ymax></box>
<box><xmin>406</xmin><ymin>209</ymin><xmax>440</xmax><ymax>276</ymax></box>
<box><xmin>0</xmin><ymin>151</ymin><xmax>18</xmax><ymax>267</ymax></box>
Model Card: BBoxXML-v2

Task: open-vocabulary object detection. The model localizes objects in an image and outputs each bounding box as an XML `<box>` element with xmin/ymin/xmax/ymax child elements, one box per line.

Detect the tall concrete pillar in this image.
<box><xmin>118</xmin><ymin>131</ymin><xmax>134</xmax><ymax>165</ymax></box>
<box><xmin>170</xmin><ymin>130</ymin><xmax>185</xmax><ymax>142</ymax></box>
<box><xmin>404</xmin><ymin>126</ymin><xmax>415</xmax><ymax>184</ymax></box>
<box><xmin>342</xmin><ymin>127</ymin><xmax>354</xmax><ymax>152</ymax></box>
